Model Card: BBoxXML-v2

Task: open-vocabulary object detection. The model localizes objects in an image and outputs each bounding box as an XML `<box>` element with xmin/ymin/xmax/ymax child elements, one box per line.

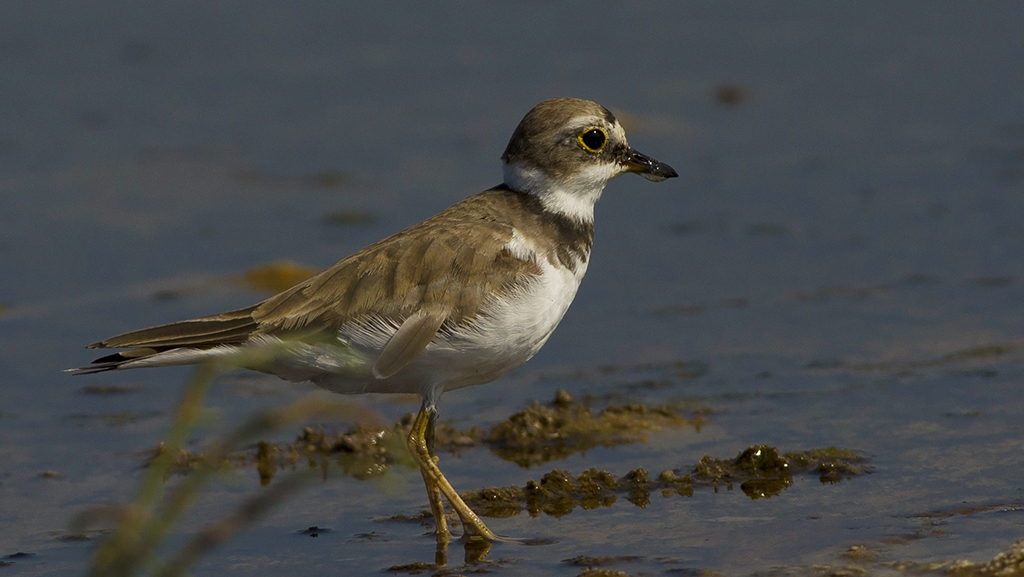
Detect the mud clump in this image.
<box><xmin>463</xmin><ymin>444</ymin><xmax>870</xmax><ymax>517</ymax></box>
<box><xmin>694</xmin><ymin>445</ymin><xmax>869</xmax><ymax>499</ymax></box>
<box><xmin>483</xmin><ymin>389</ymin><xmax>703</xmax><ymax>467</ymax></box>
<box><xmin>946</xmin><ymin>538</ymin><xmax>1024</xmax><ymax>576</ymax></box>
<box><xmin>252</xmin><ymin>425</ymin><xmax>404</xmax><ymax>485</ymax></box>
<box><xmin>150</xmin><ymin>424</ymin><xmax>406</xmax><ymax>484</ymax></box>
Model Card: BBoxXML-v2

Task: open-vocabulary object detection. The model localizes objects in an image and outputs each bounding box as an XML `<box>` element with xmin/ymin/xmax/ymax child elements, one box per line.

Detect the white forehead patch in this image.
<box><xmin>563</xmin><ymin>116</ymin><xmax>628</xmax><ymax>147</ymax></box>
<box><xmin>608</xmin><ymin>120</ymin><xmax>628</xmax><ymax>145</ymax></box>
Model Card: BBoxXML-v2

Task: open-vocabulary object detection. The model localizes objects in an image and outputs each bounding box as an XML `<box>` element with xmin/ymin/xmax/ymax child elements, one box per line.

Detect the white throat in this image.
<box><xmin>503</xmin><ymin>161</ymin><xmax>620</xmax><ymax>223</ymax></box>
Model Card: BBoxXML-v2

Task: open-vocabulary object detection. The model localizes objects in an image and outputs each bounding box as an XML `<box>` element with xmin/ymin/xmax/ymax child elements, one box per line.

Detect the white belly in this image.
<box><xmin>433</xmin><ymin>255</ymin><xmax>587</xmax><ymax>391</ymax></box>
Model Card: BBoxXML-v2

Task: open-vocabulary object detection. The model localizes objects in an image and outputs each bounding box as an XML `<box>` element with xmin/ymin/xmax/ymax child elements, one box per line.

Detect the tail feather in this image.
<box><xmin>70</xmin><ymin>305</ymin><xmax>261</xmax><ymax>374</ymax></box>
<box><xmin>87</xmin><ymin>305</ymin><xmax>259</xmax><ymax>349</ymax></box>
<box><xmin>66</xmin><ymin>348</ymin><xmax>160</xmax><ymax>374</ymax></box>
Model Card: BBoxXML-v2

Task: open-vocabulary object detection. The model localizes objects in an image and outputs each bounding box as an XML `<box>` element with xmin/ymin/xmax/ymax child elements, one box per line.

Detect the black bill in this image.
<box><xmin>624</xmin><ymin>148</ymin><xmax>678</xmax><ymax>183</ymax></box>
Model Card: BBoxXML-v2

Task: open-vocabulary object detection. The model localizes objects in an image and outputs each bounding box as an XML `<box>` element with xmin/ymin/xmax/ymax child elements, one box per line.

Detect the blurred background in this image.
<box><xmin>1</xmin><ymin>2</ymin><xmax>1022</xmax><ymax>575</ymax></box>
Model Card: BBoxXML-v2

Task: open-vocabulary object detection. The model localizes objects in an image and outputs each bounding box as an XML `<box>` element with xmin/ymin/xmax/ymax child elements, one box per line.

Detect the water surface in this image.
<box><xmin>1</xmin><ymin>2</ymin><xmax>1022</xmax><ymax>575</ymax></box>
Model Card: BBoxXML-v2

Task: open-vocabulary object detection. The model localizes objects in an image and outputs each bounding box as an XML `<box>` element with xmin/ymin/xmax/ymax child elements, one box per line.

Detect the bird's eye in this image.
<box><xmin>577</xmin><ymin>128</ymin><xmax>607</xmax><ymax>153</ymax></box>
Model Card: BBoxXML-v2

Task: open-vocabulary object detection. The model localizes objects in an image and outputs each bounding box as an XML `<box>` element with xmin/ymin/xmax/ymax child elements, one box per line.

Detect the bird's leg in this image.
<box><xmin>407</xmin><ymin>401</ymin><xmax>499</xmax><ymax>544</ymax></box>
<box><xmin>408</xmin><ymin>403</ymin><xmax>450</xmax><ymax>554</ymax></box>
<box><xmin>423</xmin><ymin>406</ymin><xmax>496</xmax><ymax>542</ymax></box>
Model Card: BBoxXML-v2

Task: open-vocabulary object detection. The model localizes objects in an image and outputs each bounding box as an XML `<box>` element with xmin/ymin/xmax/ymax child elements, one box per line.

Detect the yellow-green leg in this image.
<box><xmin>407</xmin><ymin>402</ymin><xmax>499</xmax><ymax>548</ymax></box>
<box><xmin>419</xmin><ymin>460</ymin><xmax>450</xmax><ymax>565</ymax></box>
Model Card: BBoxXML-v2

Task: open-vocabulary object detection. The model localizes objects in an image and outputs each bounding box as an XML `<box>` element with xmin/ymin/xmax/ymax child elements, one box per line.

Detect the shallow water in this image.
<box><xmin>1</xmin><ymin>2</ymin><xmax>1023</xmax><ymax>575</ymax></box>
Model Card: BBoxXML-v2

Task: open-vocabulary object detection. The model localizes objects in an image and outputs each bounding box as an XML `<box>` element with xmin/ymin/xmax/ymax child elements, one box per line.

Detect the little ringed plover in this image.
<box><xmin>70</xmin><ymin>97</ymin><xmax>678</xmax><ymax>551</ymax></box>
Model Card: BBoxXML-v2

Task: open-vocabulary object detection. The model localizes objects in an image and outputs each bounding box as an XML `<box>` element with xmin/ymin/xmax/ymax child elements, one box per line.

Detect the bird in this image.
<box><xmin>70</xmin><ymin>97</ymin><xmax>677</xmax><ymax>553</ymax></box>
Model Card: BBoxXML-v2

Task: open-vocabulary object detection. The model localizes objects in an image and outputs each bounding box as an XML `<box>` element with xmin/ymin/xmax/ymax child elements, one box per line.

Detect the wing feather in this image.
<box><xmin>372</xmin><ymin>309</ymin><xmax>449</xmax><ymax>379</ymax></box>
<box><xmin>251</xmin><ymin>193</ymin><xmax>537</xmax><ymax>337</ymax></box>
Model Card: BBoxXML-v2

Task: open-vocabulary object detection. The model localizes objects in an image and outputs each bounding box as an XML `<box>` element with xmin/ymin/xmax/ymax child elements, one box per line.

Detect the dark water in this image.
<box><xmin>1</xmin><ymin>2</ymin><xmax>1023</xmax><ymax>575</ymax></box>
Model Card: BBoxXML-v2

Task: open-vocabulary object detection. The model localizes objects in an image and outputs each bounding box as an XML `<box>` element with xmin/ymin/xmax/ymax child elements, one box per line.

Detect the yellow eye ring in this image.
<box><xmin>577</xmin><ymin>128</ymin><xmax>608</xmax><ymax>153</ymax></box>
